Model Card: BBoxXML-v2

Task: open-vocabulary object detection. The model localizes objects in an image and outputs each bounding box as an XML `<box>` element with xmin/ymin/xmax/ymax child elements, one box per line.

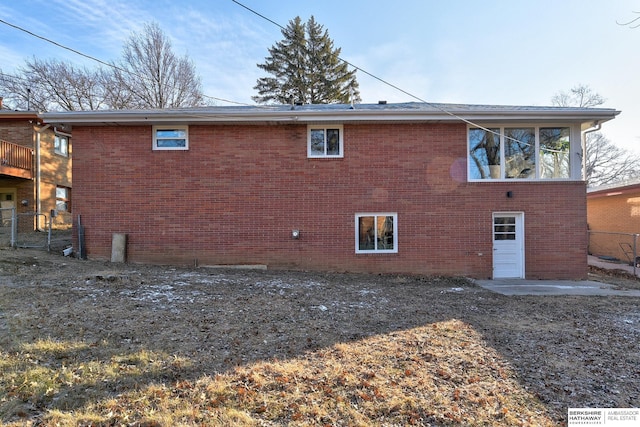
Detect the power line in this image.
<box><xmin>202</xmin><ymin>94</ymin><xmax>252</xmax><ymax>106</ymax></box>
<box><xmin>0</xmin><ymin>18</ymin><xmax>247</xmax><ymax>107</ymax></box>
<box><xmin>231</xmin><ymin>1</ymin><xmax>471</xmax><ymax>122</ymax></box>
<box><xmin>0</xmin><ymin>18</ymin><xmax>118</xmax><ymax>71</ymax></box>
<box><xmin>230</xmin><ymin>0</ymin><xmax>545</xmax><ymax>146</ymax></box>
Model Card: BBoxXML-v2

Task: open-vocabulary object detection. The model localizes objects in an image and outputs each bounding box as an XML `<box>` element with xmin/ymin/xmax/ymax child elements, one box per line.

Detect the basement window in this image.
<box><xmin>153</xmin><ymin>126</ymin><xmax>189</xmax><ymax>150</ymax></box>
<box><xmin>356</xmin><ymin>213</ymin><xmax>398</xmax><ymax>253</ymax></box>
<box><xmin>308</xmin><ymin>125</ymin><xmax>343</xmax><ymax>158</ymax></box>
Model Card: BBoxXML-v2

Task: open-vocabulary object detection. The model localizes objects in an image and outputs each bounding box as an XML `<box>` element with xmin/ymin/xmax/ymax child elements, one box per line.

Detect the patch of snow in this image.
<box><xmin>441</xmin><ymin>287</ymin><xmax>465</xmax><ymax>293</ymax></box>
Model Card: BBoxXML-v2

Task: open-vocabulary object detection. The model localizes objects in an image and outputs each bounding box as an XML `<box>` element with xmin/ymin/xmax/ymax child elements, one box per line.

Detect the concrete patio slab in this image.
<box><xmin>473</xmin><ymin>279</ymin><xmax>640</xmax><ymax>296</ymax></box>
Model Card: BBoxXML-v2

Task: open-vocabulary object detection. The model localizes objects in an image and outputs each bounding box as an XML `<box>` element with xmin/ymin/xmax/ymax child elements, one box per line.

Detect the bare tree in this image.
<box><xmin>0</xmin><ymin>21</ymin><xmax>203</xmax><ymax>111</ymax></box>
<box><xmin>552</xmin><ymin>84</ymin><xmax>606</xmax><ymax>109</ymax></box>
<box><xmin>585</xmin><ymin>132</ymin><xmax>640</xmax><ymax>186</ymax></box>
<box><xmin>552</xmin><ymin>84</ymin><xmax>640</xmax><ymax>186</ymax></box>
<box><xmin>105</xmin><ymin>22</ymin><xmax>203</xmax><ymax>109</ymax></box>
<box><xmin>0</xmin><ymin>58</ymin><xmax>106</xmax><ymax>111</ymax></box>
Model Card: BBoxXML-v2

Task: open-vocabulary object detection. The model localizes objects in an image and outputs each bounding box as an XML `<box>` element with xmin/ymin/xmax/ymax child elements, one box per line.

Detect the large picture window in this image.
<box><xmin>153</xmin><ymin>126</ymin><xmax>189</xmax><ymax>150</ymax></box>
<box><xmin>468</xmin><ymin>126</ymin><xmax>572</xmax><ymax>180</ymax></box>
<box><xmin>308</xmin><ymin>125</ymin><xmax>343</xmax><ymax>158</ymax></box>
<box><xmin>356</xmin><ymin>213</ymin><xmax>397</xmax><ymax>253</ymax></box>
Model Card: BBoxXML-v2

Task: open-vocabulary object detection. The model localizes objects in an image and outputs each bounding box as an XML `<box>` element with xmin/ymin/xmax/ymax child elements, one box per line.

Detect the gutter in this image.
<box><xmin>41</xmin><ymin>105</ymin><xmax>621</xmax><ymax>126</ymax></box>
<box><xmin>34</xmin><ymin>124</ymin><xmax>51</xmax><ymax>230</ymax></box>
<box><xmin>582</xmin><ymin>121</ymin><xmax>602</xmax><ymax>181</ymax></box>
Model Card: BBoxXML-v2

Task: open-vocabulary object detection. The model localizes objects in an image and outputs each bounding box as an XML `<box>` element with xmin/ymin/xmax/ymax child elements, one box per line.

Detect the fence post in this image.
<box><xmin>48</xmin><ymin>212</ymin><xmax>53</xmax><ymax>252</ymax></box>
<box><xmin>10</xmin><ymin>207</ymin><xmax>16</xmax><ymax>248</ymax></box>
<box><xmin>634</xmin><ymin>234</ymin><xmax>639</xmax><ymax>277</ymax></box>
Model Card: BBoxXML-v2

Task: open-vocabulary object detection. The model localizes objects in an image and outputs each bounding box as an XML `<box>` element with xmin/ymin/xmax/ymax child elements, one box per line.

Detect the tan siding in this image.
<box><xmin>587</xmin><ymin>190</ymin><xmax>640</xmax><ymax>261</ymax></box>
<box><xmin>0</xmin><ymin>119</ymin><xmax>72</xmax><ymax>229</ymax></box>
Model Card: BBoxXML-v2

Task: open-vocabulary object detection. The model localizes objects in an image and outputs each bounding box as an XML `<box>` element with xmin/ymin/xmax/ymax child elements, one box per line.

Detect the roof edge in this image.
<box><xmin>40</xmin><ymin>102</ymin><xmax>621</xmax><ymax>126</ymax></box>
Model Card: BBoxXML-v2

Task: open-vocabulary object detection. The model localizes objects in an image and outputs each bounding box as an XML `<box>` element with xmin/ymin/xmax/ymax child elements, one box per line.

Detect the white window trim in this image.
<box><xmin>307</xmin><ymin>124</ymin><xmax>344</xmax><ymax>158</ymax></box>
<box><xmin>55</xmin><ymin>185</ymin><xmax>71</xmax><ymax>212</ymax></box>
<box><xmin>54</xmin><ymin>134</ymin><xmax>69</xmax><ymax>157</ymax></box>
<box><xmin>153</xmin><ymin>125</ymin><xmax>189</xmax><ymax>151</ymax></box>
<box><xmin>355</xmin><ymin>212</ymin><xmax>398</xmax><ymax>254</ymax></box>
<box><xmin>467</xmin><ymin>123</ymin><xmax>581</xmax><ymax>181</ymax></box>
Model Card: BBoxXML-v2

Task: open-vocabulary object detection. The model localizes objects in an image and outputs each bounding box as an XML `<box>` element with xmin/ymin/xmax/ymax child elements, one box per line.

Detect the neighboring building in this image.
<box><xmin>587</xmin><ymin>180</ymin><xmax>640</xmax><ymax>264</ymax></box>
<box><xmin>43</xmin><ymin>102</ymin><xmax>618</xmax><ymax>279</ymax></box>
<box><xmin>0</xmin><ymin>108</ymin><xmax>72</xmax><ymax>231</ymax></box>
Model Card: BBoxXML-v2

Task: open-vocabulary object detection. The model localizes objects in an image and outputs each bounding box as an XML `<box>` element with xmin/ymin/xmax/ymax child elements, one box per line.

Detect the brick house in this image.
<box><xmin>587</xmin><ymin>180</ymin><xmax>640</xmax><ymax>264</ymax></box>
<box><xmin>0</xmin><ymin>108</ymin><xmax>72</xmax><ymax>231</ymax></box>
<box><xmin>43</xmin><ymin>102</ymin><xmax>618</xmax><ymax>279</ymax></box>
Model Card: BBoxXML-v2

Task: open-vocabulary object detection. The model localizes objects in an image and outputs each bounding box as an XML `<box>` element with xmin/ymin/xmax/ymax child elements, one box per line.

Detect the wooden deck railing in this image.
<box><xmin>0</xmin><ymin>139</ymin><xmax>34</xmax><ymax>179</ymax></box>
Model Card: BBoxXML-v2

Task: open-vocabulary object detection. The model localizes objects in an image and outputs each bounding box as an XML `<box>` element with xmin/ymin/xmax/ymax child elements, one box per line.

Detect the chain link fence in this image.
<box><xmin>0</xmin><ymin>207</ymin><xmax>72</xmax><ymax>253</ymax></box>
<box><xmin>588</xmin><ymin>230</ymin><xmax>639</xmax><ymax>272</ymax></box>
<box><xmin>0</xmin><ymin>206</ymin><xmax>17</xmax><ymax>248</ymax></box>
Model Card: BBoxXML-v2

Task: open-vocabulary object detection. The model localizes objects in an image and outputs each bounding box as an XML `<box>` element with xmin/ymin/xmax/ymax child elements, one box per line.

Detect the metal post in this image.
<box><xmin>10</xmin><ymin>207</ymin><xmax>16</xmax><ymax>248</ymax></box>
<box><xmin>634</xmin><ymin>234</ymin><xmax>638</xmax><ymax>277</ymax></box>
<box><xmin>47</xmin><ymin>213</ymin><xmax>52</xmax><ymax>252</ymax></box>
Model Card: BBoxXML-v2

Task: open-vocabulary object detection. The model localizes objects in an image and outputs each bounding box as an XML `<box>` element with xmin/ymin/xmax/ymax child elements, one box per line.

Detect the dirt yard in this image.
<box><xmin>0</xmin><ymin>247</ymin><xmax>639</xmax><ymax>426</ymax></box>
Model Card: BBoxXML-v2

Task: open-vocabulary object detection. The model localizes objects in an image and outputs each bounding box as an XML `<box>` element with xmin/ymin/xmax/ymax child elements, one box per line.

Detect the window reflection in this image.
<box><xmin>504</xmin><ymin>128</ymin><xmax>535</xmax><ymax>179</ymax></box>
<box><xmin>357</xmin><ymin>214</ymin><xmax>396</xmax><ymax>252</ymax></box>
<box><xmin>540</xmin><ymin>127</ymin><xmax>570</xmax><ymax>178</ymax></box>
<box><xmin>469</xmin><ymin>128</ymin><xmax>501</xmax><ymax>179</ymax></box>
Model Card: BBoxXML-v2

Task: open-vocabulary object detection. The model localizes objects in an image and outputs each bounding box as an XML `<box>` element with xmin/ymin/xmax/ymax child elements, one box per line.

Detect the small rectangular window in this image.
<box><xmin>153</xmin><ymin>126</ymin><xmax>189</xmax><ymax>150</ymax></box>
<box><xmin>493</xmin><ymin>216</ymin><xmax>516</xmax><ymax>240</ymax></box>
<box><xmin>356</xmin><ymin>213</ymin><xmax>398</xmax><ymax>253</ymax></box>
<box><xmin>56</xmin><ymin>186</ymin><xmax>71</xmax><ymax>212</ymax></box>
<box><xmin>54</xmin><ymin>135</ymin><xmax>69</xmax><ymax>157</ymax></box>
<box><xmin>308</xmin><ymin>125</ymin><xmax>343</xmax><ymax>158</ymax></box>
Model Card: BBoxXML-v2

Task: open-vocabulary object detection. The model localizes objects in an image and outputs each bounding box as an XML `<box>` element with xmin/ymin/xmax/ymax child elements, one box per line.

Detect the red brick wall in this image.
<box><xmin>71</xmin><ymin>123</ymin><xmax>587</xmax><ymax>279</ymax></box>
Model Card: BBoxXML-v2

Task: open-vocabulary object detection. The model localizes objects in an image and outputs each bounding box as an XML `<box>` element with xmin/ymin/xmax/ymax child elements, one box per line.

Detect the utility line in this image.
<box><xmin>0</xmin><ymin>18</ymin><xmax>248</xmax><ymax>106</ymax></box>
<box><xmin>230</xmin><ymin>0</ymin><xmax>569</xmax><ymax>151</ymax></box>
<box><xmin>1</xmin><ymin>5</ymin><xmax>566</xmax><ymax>153</ymax></box>
<box><xmin>231</xmin><ymin>0</ymin><xmax>483</xmax><ymax>128</ymax></box>
<box><xmin>0</xmin><ymin>18</ymin><xmax>119</xmax><ymax>71</ymax></box>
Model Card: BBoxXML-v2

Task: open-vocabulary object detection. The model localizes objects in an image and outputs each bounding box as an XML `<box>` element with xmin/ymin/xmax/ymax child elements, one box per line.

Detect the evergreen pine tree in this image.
<box><xmin>253</xmin><ymin>16</ymin><xmax>360</xmax><ymax>105</ymax></box>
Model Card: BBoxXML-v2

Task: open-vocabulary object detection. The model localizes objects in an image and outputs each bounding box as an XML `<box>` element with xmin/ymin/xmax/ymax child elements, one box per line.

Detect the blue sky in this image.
<box><xmin>1</xmin><ymin>0</ymin><xmax>639</xmax><ymax>153</ymax></box>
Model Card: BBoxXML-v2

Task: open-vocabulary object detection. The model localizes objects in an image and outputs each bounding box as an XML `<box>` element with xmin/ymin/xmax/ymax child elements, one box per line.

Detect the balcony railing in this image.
<box><xmin>0</xmin><ymin>139</ymin><xmax>34</xmax><ymax>179</ymax></box>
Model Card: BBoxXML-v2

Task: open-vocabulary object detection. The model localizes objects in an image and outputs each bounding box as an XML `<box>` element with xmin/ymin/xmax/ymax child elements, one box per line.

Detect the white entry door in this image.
<box><xmin>492</xmin><ymin>213</ymin><xmax>524</xmax><ymax>279</ymax></box>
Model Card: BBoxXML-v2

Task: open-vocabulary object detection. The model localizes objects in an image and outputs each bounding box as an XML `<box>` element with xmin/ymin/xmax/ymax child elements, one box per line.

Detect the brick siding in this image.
<box><xmin>0</xmin><ymin>119</ymin><xmax>72</xmax><ymax>229</ymax></box>
<box><xmin>72</xmin><ymin>123</ymin><xmax>587</xmax><ymax>279</ymax></box>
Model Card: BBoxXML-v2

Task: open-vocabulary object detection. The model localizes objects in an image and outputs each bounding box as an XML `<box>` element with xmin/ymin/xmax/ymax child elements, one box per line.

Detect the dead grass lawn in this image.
<box><xmin>1</xmin><ymin>248</ymin><xmax>638</xmax><ymax>426</ymax></box>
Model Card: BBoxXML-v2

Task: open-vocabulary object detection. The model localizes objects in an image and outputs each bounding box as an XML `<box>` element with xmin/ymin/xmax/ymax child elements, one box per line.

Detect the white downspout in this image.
<box><xmin>35</xmin><ymin>124</ymin><xmax>51</xmax><ymax>230</ymax></box>
<box><xmin>582</xmin><ymin>121</ymin><xmax>601</xmax><ymax>182</ymax></box>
